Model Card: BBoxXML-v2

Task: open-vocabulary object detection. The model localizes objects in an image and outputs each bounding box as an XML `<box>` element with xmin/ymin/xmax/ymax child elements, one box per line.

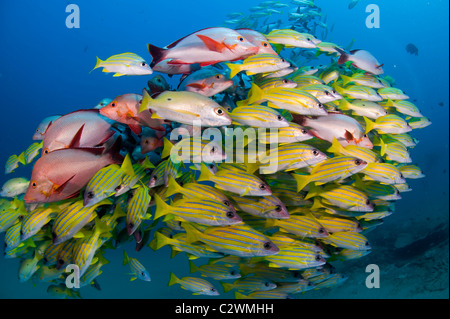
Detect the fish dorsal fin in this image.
<box><xmin>67</xmin><ymin>124</ymin><xmax>85</xmax><ymax>149</ymax></box>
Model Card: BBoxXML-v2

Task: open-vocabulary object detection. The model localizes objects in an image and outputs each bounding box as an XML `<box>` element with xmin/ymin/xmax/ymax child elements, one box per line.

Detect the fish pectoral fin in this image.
<box><xmin>113</xmin><ymin>73</ymin><xmax>125</xmax><ymax>77</ymax></box>
<box><xmin>176</xmin><ymin>109</ymin><xmax>201</xmax><ymax>118</ymax></box>
<box><xmin>344</xmin><ymin>130</ymin><xmax>355</xmax><ymax>143</ymax></box>
<box><xmin>186</xmin><ymin>82</ymin><xmax>207</xmax><ymax>90</ymax></box>
<box><xmin>53</xmin><ymin>175</ymin><xmax>76</xmax><ymax>194</ymax></box>
<box><xmin>196</xmin><ymin>34</ymin><xmax>227</xmax><ymax>52</ymax></box>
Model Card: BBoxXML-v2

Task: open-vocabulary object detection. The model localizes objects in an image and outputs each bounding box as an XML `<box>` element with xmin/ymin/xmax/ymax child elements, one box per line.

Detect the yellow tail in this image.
<box><xmin>225</xmin><ymin>63</ymin><xmax>242</xmax><ymax>78</ymax></box>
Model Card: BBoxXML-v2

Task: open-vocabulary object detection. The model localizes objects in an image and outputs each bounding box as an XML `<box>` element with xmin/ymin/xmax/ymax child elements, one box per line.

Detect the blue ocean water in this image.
<box><xmin>0</xmin><ymin>0</ymin><xmax>448</xmax><ymax>299</ymax></box>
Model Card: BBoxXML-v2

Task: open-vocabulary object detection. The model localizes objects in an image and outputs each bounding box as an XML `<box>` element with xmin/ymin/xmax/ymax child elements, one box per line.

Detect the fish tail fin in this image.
<box><xmin>378</xmin><ymin>137</ymin><xmax>387</xmax><ymax>156</ymax></box>
<box><xmin>335</xmin><ymin>47</ymin><xmax>348</xmax><ymax>64</ymax></box>
<box><xmin>188</xmin><ymin>260</ymin><xmax>199</xmax><ymax>274</ymax></box>
<box><xmin>182</xmin><ymin>222</ymin><xmax>202</xmax><ymax>244</ymax></box>
<box><xmin>225</xmin><ymin>63</ymin><xmax>242</xmax><ymax>79</ymax></box>
<box><xmin>120</xmin><ymin>153</ymin><xmax>135</xmax><ymax>177</ymax></box>
<box><xmin>333</xmin><ymin>84</ymin><xmax>345</xmax><ymax>95</ymax></box>
<box><xmin>17</xmin><ymin>152</ymin><xmax>26</xmax><ymax>165</ymax></box>
<box><xmin>147</xmin><ymin>43</ymin><xmax>167</xmax><ymax>68</ymax></box>
<box><xmin>139</xmin><ymin>89</ymin><xmax>153</xmax><ymax>113</ymax></box>
<box><xmin>94</xmin><ymin>218</ymin><xmax>112</xmax><ymax>238</ymax></box>
<box><xmin>340</xmin><ymin>74</ymin><xmax>353</xmax><ymax>86</ymax></box>
<box><xmin>154</xmin><ymin>194</ymin><xmax>171</xmax><ymax>220</ymax></box>
<box><xmin>221</xmin><ymin>282</ymin><xmax>234</xmax><ymax>293</ymax></box>
<box><xmin>161</xmin><ymin>138</ymin><xmax>174</xmax><ymax>159</ymax></box>
<box><xmin>168</xmin><ymin>272</ymin><xmax>179</xmax><ymax>286</ymax></box>
<box><xmin>234</xmin><ymin>292</ymin><xmax>250</xmax><ymax>299</ymax></box>
<box><xmin>152</xmin><ymin>231</ymin><xmax>174</xmax><ymax>250</ymax></box>
<box><xmin>248</xmin><ymin>83</ymin><xmax>265</xmax><ymax>105</ymax></box>
<box><xmin>338</xmin><ymin>98</ymin><xmax>352</xmax><ymax>111</ymax></box>
<box><xmin>166</xmin><ymin>175</ymin><xmax>182</xmax><ymax>197</ymax></box>
<box><xmin>91</xmin><ymin>57</ymin><xmax>103</xmax><ymax>73</ymax></box>
<box><xmin>197</xmin><ymin>163</ymin><xmax>213</xmax><ymax>182</ymax></box>
<box><xmin>363</xmin><ymin>116</ymin><xmax>376</xmax><ymax>134</ymax></box>
<box><xmin>123</xmin><ymin>250</ymin><xmax>129</xmax><ymax>265</ymax></box>
<box><xmin>327</xmin><ymin>137</ymin><xmax>345</xmax><ymax>155</ymax></box>
<box><xmin>384</xmin><ymin>99</ymin><xmax>395</xmax><ymax>107</ymax></box>
<box><xmin>293</xmin><ymin>173</ymin><xmax>312</xmax><ymax>192</ymax></box>
<box><xmin>311</xmin><ymin>197</ymin><xmax>324</xmax><ymax>210</ymax></box>
<box><xmin>265</xmin><ymin>218</ymin><xmax>277</xmax><ymax>229</ymax></box>
<box><xmin>304</xmin><ymin>183</ymin><xmax>322</xmax><ymax>200</ymax></box>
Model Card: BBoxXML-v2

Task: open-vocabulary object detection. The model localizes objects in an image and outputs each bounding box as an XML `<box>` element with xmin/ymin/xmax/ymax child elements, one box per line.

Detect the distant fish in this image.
<box><xmin>405</xmin><ymin>43</ymin><xmax>418</xmax><ymax>56</ymax></box>
<box><xmin>348</xmin><ymin>0</ymin><xmax>360</xmax><ymax>9</ymax></box>
<box><xmin>92</xmin><ymin>53</ymin><xmax>153</xmax><ymax>77</ymax></box>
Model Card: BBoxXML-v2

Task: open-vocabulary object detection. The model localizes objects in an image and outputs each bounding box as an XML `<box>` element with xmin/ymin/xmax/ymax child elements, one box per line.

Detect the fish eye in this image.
<box><xmin>283</xmin><ymin>79</ymin><xmax>288</xmax><ymax>84</ymax></box>
<box><xmin>141</xmin><ymin>62</ymin><xmax>147</xmax><ymax>67</ymax></box>
<box><xmin>366</xmin><ymin>199</ymin><xmax>371</xmax><ymax>205</ymax></box>
<box><xmin>43</xmin><ymin>149</ymin><xmax>49</xmax><ymax>155</ymax></box>
<box><xmin>166</xmin><ymin>98</ymin><xmax>172</xmax><ymax>101</ymax></box>
<box><xmin>230</xmin><ymin>270</ymin><xmax>237</xmax><ymax>276</ymax></box>
<box><xmin>307</xmin><ymin>38</ymin><xmax>311</xmax><ymax>41</ymax></box>
<box><xmin>86</xmin><ymin>191</ymin><xmax>95</xmax><ymax>199</ymax></box>
<box><xmin>318</xmin><ymin>227</ymin><xmax>326</xmax><ymax>234</ymax></box>
<box><xmin>209</xmin><ymin>164</ymin><xmax>215</xmax><ymax>169</ymax></box>
<box><xmin>223</xmin><ymin>200</ymin><xmax>231</xmax><ymax>206</ymax></box>
<box><xmin>262</xmin><ymin>42</ymin><xmax>269</xmax><ymax>47</ymax></box>
<box><xmin>215</xmin><ymin>107</ymin><xmax>225</xmax><ymax>116</ymax></box>
<box><xmin>301</xmin><ymin>129</ymin><xmax>308</xmax><ymax>134</ymax></box>
<box><xmin>332</xmin><ymin>90</ymin><xmax>337</xmax><ymax>94</ymax></box>
<box><xmin>141</xmin><ymin>271</ymin><xmax>145</xmax><ymax>276</ymax></box>
<box><xmin>312</xmin><ymin>149</ymin><xmax>320</xmax><ymax>156</ymax></box>
<box><xmin>31</xmin><ymin>181</ymin><xmax>37</xmax><ymax>188</ymax></box>
<box><xmin>227</xmin><ymin>106</ymin><xmax>232</xmax><ymax>112</ymax></box>
<box><xmin>281</xmin><ymin>59</ymin><xmax>286</xmax><ymax>62</ymax></box>
<box><xmin>324</xmin><ymin>91</ymin><xmax>330</xmax><ymax>95</ymax></box>
<box><xmin>144</xmin><ymin>139</ymin><xmax>149</xmax><ymax>144</ymax></box>
<box><xmin>115</xmin><ymin>185</ymin><xmax>122</xmax><ymax>191</ymax></box>
<box><xmin>315</xmin><ymin>255</ymin><xmax>322</xmax><ymax>261</ymax></box>
<box><xmin>138</xmin><ymin>99</ymin><xmax>142</xmax><ymax>104</ymax></box>
<box><xmin>318</xmin><ymin>103</ymin><xmax>323</xmax><ymax>108</ymax></box>
<box><xmin>275</xmin><ymin>205</ymin><xmax>282</xmax><ymax>212</ymax></box>
<box><xmin>259</xmin><ymin>183</ymin><xmax>267</xmax><ymax>190</ymax></box>
<box><xmin>210</xmin><ymin>288</ymin><xmax>217</xmax><ymax>292</ymax></box>
<box><xmin>111</xmin><ymin>102</ymin><xmax>116</xmax><ymax>107</ymax></box>
<box><xmin>215</xmin><ymin>74</ymin><xmax>222</xmax><ymax>79</ymax></box>
<box><xmin>211</xmin><ymin>146</ymin><xmax>217</xmax><ymax>153</ymax></box>
<box><xmin>238</xmin><ymin>37</ymin><xmax>244</xmax><ymax>42</ymax></box>
<box><xmin>400</xmin><ymin>173</ymin><xmax>404</xmax><ymax>179</ymax></box>
<box><xmin>365</xmin><ymin>241</ymin><xmax>370</xmax><ymax>246</ymax></box>
<box><xmin>264</xmin><ymin>282</ymin><xmax>270</xmax><ymax>287</ymax></box>
<box><xmin>57</xmin><ymin>259</ymin><xmax>64</xmax><ymax>265</ymax></box>
<box><xmin>277</xmin><ymin>115</ymin><xmax>283</xmax><ymax>121</ymax></box>
<box><xmin>263</xmin><ymin>241</ymin><xmax>273</xmax><ymax>250</ymax></box>
<box><xmin>355</xmin><ymin>159</ymin><xmax>363</xmax><ymax>165</ymax></box>
<box><xmin>363</xmin><ymin>134</ymin><xmax>368</xmax><ymax>138</ymax></box>
<box><xmin>226</xmin><ymin>211</ymin><xmax>235</xmax><ymax>218</ymax></box>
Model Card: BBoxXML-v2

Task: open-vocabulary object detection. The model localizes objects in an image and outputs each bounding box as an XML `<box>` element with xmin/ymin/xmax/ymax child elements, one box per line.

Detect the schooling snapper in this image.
<box><xmin>1</xmin><ymin>0</ymin><xmax>432</xmax><ymax>300</ymax></box>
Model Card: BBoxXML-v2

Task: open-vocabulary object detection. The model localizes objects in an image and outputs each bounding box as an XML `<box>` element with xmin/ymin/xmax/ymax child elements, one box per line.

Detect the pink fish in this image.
<box><xmin>42</xmin><ymin>110</ymin><xmax>115</xmax><ymax>156</ymax></box>
<box><xmin>24</xmin><ymin>138</ymin><xmax>123</xmax><ymax>203</ymax></box>
<box><xmin>235</xmin><ymin>28</ymin><xmax>279</xmax><ymax>56</ymax></box>
<box><xmin>148</xmin><ymin>27</ymin><xmax>259</xmax><ymax>70</ymax></box>
<box><xmin>293</xmin><ymin>112</ymin><xmax>373</xmax><ymax>149</ymax></box>
<box><xmin>178</xmin><ymin>67</ymin><xmax>234</xmax><ymax>97</ymax></box>
<box><xmin>100</xmin><ymin>93</ymin><xmax>169</xmax><ymax>134</ymax></box>
<box><xmin>336</xmin><ymin>48</ymin><xmax>384</xmax><ymax>75</ymax></box>
<box><xmin>140</xmin><ymin>128</ymin><xmax>165</xmax><ymax>154</ymax></box>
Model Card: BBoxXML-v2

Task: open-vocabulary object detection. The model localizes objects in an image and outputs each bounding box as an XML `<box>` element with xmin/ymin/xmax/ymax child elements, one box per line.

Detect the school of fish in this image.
<box><xmin>1</xmin><ymin>0</ymin><xmax>431</xmax><ymax>299</ymax></box>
